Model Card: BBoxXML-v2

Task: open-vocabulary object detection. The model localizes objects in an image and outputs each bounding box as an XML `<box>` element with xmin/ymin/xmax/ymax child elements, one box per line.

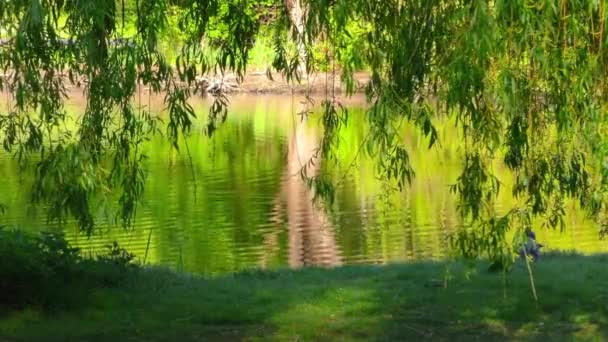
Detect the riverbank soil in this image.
<box><xmin>220</xmin><ymin>71</ymin><xmax>371</xmax><ymax>94</ymax></box>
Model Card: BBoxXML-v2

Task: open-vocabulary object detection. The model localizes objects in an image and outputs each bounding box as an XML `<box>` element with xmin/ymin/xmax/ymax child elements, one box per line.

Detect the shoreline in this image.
<box><xmin>195</xmin><ymin>71</ymin><xmax>370</xmax><ymax>95</ymax></box>
<box><xmin>0</xmin><ymin>70</ymin><xmax>371</xmax><ymax>96</ymax></box>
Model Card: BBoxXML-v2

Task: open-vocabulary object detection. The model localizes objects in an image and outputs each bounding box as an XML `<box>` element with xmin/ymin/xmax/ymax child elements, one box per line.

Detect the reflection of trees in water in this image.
<box><xmin>3</xmin><ymin>96</ymin><xmax>607</xmax><ymax>272</ymax></box>
<box><xmin>271</xmin><ymin>102</ymin><xmax>342</xmax><ymax>268</ymax></box>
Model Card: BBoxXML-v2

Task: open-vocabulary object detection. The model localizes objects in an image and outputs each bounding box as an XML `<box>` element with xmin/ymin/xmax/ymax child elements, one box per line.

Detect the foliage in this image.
<box><xmin>303</xmin><ymin>0</ymin><xmax>608</xmax><ymax>266</ymax></box>
<box><xmin>1</xmin><ymin>0</ymin><xmax>608</xmax><ymax>266</ymax></box>
<box><xmin>0</xmin><ymin>228</ymin><xmax>137</xmax><ymax>310</ymax></box>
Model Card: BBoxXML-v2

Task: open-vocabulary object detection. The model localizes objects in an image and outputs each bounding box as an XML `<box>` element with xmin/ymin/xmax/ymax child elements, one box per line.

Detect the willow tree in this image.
<box><xmin>1</xmin><ymin>0</ymin><xmax>608</xmax><ymax>265</ymax></box>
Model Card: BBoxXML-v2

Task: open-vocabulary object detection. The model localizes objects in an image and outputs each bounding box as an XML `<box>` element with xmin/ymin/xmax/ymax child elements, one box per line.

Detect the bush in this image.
<box><xmin>0</xmin><ymin>227</ymin><xmax>138</xmax><ymax>310</ymax></box>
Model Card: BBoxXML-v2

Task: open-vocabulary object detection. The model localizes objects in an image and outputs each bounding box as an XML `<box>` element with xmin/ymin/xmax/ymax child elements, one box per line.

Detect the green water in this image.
<box><xmin>1</xmin><ymin>95</ymin><xmax>606</xmax><ymax>275</ymax></box>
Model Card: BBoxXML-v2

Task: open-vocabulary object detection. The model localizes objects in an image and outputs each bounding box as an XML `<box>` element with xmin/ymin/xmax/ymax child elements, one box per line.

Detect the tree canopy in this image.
<box><xmin>1</xmin><ymin>0</ymin><xmax>608</xmax><ymax>264</ymax></box>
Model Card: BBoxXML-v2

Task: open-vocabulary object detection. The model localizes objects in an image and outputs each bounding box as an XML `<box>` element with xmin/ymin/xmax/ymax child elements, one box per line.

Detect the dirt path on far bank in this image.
<box><xmin>0</xmin><ymin>69</ymin><xmax>370</xmax><ymax>96</ymax></box>
<box><xmin>197</xmin><ymin>71</ymin><xmax>370</xmax><ymax>95</ymax></box>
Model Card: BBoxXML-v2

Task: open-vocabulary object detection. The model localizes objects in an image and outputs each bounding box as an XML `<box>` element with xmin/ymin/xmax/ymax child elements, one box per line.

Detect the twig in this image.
<box><xmin>523</xmin><ymin>248</ymin><xmax>538</xmax><ymax>303</ymax></box>
<box><xmin>143</xmin><ymin>227</ymin><xmax>153</xmax><ymax>264</ymax></box>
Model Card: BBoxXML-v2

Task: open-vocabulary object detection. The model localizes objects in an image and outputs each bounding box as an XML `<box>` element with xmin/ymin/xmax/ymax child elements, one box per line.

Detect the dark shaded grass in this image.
<box><xmin>1</xmin><ymin>253</ymin><xmax>607</xmax><ymax>341</ymax></box>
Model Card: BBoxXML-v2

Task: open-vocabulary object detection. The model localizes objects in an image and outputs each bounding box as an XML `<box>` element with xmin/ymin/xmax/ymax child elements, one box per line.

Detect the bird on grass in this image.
<box><xmin>519</xmin><ymin>228</ymin><xmax>543</xmax><ymax>262</ymax></box>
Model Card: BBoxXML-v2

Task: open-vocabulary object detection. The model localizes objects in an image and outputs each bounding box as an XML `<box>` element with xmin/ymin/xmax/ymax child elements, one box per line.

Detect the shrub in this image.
<box><xmin>0</xmin><ymin>227</ymin><xmax>138</xmax><ymax>310</ymax></box>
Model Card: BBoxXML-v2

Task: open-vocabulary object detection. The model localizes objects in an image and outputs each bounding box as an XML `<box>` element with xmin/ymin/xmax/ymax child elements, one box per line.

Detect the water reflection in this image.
<box><xmin>281</xmin><ymin>101</ymin><xmax>342</xmax><ymax>268</ymax></box>
<box><xmin>0</xmin><ymin>94</ymin><xmax>607</xmax><ymax>275</ymax></box>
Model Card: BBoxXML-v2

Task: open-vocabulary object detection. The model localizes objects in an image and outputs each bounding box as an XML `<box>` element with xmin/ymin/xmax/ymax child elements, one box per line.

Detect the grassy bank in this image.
<box><xmin>1</xmin><ymin>252</ymin><xmax>607</xmax><ymax>341</ymax></box>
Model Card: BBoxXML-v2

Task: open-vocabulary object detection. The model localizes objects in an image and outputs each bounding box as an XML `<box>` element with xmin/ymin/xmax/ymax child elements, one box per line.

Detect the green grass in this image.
<box><xmin>1</xmin><ymin>253</ymin><xmax>607</xmax><ymax>341</ymax></box>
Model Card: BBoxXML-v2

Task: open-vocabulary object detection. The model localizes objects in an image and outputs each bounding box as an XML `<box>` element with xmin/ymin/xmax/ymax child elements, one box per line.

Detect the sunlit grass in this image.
<box><xmin>1</xmin><ymin>253</ymin><xmax>607</xmax><ymax>341</ymax></box>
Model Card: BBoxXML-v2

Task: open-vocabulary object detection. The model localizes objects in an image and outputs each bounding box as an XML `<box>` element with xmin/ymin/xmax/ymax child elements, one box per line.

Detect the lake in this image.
<box><xmin>1</xmin><ymin>94</ymin><xmax>606</xmax><ymax>275</ymax></box>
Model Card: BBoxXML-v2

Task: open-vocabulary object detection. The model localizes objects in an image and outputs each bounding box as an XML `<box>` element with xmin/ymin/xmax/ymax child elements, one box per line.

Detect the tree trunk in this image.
<box><xmin>284</xmin><ymin>0</ymin><xmax>308</xmax><ymax>74</ymax></box>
